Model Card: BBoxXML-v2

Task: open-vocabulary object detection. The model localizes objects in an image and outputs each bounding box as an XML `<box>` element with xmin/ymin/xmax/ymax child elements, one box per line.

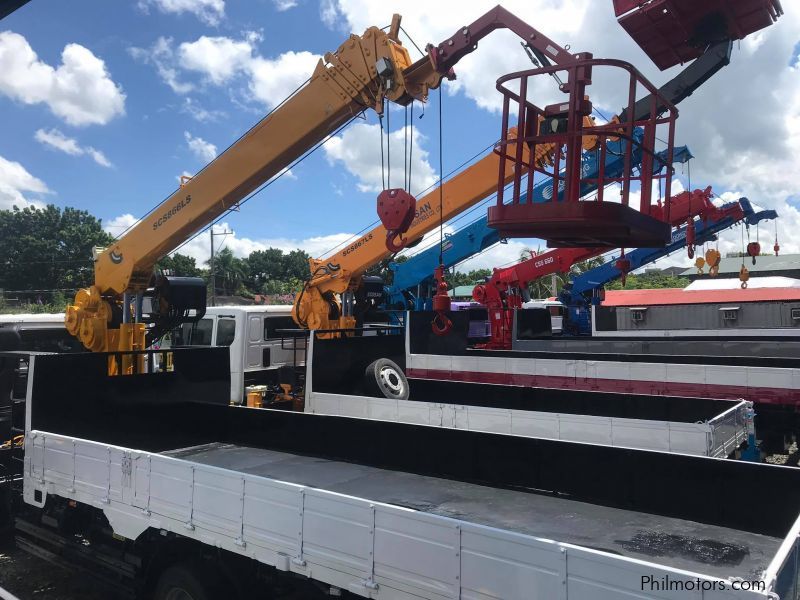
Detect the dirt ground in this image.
<box><xmin>0</xmin><ymin>541</ymin><xmax>124</xmax><ymax>600</ymax></box>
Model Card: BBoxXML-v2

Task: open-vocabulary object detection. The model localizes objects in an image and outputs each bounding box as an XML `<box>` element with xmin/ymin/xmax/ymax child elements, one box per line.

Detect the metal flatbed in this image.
<box><xmin>166</xmin><ymin>442</ymin><xmax>780</xmax><ymax>580</ymax></box>
<box><xmin>10</xmin><ymin>349</ymin><xmax>800</xmax><ymax>599</ymax></box>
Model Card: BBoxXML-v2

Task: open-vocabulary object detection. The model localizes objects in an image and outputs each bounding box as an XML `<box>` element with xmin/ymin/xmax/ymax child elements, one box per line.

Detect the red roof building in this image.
<box><xmin>602</xmin><ymin>287</ymin><xmax>800</xmax><ymax>307</ymax></box>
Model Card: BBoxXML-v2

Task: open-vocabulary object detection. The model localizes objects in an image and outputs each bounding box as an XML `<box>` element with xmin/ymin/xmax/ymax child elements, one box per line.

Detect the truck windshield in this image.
<box><xmin>173</xmin><ymin>318</ymin><xmax>213</xmax><ymax>346</ymax></box>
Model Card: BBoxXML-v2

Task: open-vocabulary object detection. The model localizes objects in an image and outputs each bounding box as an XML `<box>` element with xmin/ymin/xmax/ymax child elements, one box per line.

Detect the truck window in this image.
<box><xmin>174</xmin><ymin>318</ymin><xmax>213</xmax><ymax>346</ymax></box>
<box><xmin>216</xmin><ymin>318</ymin><xmax>236</xmax><ymax>346</ymax></box>
<box><xmin>264</xmin><ymin>316</ymin><xmax>295</xmax><ymax>340</ymax></box>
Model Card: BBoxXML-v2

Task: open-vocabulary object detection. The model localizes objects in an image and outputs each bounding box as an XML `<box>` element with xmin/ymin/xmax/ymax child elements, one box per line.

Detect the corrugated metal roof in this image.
<box><xmin>680</xmin><ymin>254</ymin><xmax>800</xmax><ymax>276</ymax></box>
<box><xmin>602</xmin><ymin>287</ymin><xmax>800</xmax><ymax>307</ymax></box>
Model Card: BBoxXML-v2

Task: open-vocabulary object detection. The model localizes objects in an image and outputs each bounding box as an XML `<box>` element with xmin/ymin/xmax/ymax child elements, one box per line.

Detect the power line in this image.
<box><xmin>110</xmin><ymin>76</ymin><xmax>315</xmax><ymax>242</ymax></box>
<box><xmin>169</xmin><ymin>116</ymin><xmax>358</xmax><ymax>258</ymax></box>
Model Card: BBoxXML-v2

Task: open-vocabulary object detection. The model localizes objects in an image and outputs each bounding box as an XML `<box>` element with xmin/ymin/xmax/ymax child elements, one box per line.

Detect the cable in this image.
<box><xmin>316</xmin><ymin>139</ymin><xmax>496</xmax><ymax>259</ymax></box>
<box><xmin>409</xmin><ymin>102</ymin><xmax>414</xmax><ymax>193</ymax></box>
<box><xmin>404</xmin><ymin>105</ymin><xmax>409</xmax><ymax>192</ymax></box>
<box><xmin>169</xmin><ymin>117</ymin><xmax>357</xmax><ymax>258</ymax></box>
<box><xmin>399</xmin><ymin>25</ymin><xmax>426</xmax><ymax>58</ymax></box>
<box><xmin>438</xmin><ymin>86</ymin><xmax>444</xmax><ymax>265</ymax></box>
<box><xmin>387</xmin><ymin>100</ymin><xmax>391</xmax><ymax>189</ymax></box>
<box><xmin>379</xmin><ymin>108</ymin><xmax>386</xmax><ymax>190</ymax></box>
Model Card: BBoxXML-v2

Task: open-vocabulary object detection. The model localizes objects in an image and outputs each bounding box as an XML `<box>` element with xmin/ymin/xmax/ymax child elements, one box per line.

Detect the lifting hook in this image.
<box><xmin>377</xmin><ymin>188</ymin><xmax>417</xmax><ymax>253</ymax></box>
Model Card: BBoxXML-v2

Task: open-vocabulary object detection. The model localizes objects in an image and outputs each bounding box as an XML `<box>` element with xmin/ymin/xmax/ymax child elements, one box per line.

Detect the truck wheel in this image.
<box><xmin>363</xmin><ymin>358</ymin><xmax>409</xmax><ymax>400</ymax></box>
<box><xmin>153</xmin><ymin>562</ymin><xmax>226</xmax><ymax>600</ymax></box>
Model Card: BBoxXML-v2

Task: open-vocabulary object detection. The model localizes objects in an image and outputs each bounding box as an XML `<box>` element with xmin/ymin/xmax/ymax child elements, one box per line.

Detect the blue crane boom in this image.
<box><xmin>559</xmin><ymin>198</ymin><xmax>779</xmax><ymax>334</ymax></box>
<box><xmin>386</xmin><ymin>133</ymin><xmax>692</xmax><ymax>308</ymax></box>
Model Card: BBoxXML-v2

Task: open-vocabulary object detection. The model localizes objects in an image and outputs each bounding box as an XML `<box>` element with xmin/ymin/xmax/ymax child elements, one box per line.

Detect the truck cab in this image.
<box><xmin>522</xmin><ymin>299</ymin><xmax>565</xmax><ymax>334</ymax></box>
<box><xmin>167</xmin><ymin>306</ymin><xmax>306</xmax><ymax>403</ymax></box>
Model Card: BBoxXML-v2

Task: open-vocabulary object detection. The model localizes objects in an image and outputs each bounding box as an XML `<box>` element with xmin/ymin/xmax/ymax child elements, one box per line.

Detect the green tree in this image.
<box><xmin>157</xmin><ymin>253</ymin><xmax>202</xmax><ymax>277</ymax></box>
<box><xmin>0</xmin><ymin>204</ymin><xmax>114</xmax><ymax>301</ymax></box>
<box><xmin>246</xmin><ymin>248</ymin><xmax>286</xmax><ymax>288</ymax></box>
<box><xmin>207</xmin><ymin>247</ymin><xmax>247</xmax><ymax>296</ymax></box>
<box><xmin>606</xmin><ymin>271</ymin><xmax>690</xmax><ymax>290</ymax></box>
<box><xmin>282</xmin><ymin>249</ymin><xmax>311</xmax><ymax>281</ymax></box>
<box><xmin>449</xmin><ymin>268</ymin><xmax>491</xmax><ymax>287</ymax></box>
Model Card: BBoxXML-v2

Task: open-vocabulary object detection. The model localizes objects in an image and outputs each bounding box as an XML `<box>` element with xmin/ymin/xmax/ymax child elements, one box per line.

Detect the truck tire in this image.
<box><xmin>363</xmin><ymin>358</ymin><xmax>409</xmax><ymax>400</ymax></box>
<box><xmin>153</xmin><ymin>562</ymin><xmax>226</xmax><ymax>600</ymax></box>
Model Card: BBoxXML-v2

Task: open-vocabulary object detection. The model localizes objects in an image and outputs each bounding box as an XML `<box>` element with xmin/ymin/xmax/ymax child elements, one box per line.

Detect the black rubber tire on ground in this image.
<box><xmin>153</xmin><ymin>561</ymin><xmax>227</xmax><ymax>600</ymax></box>
<box><xmin>363</xmin><ymin>358</ymin><xmax>409</xmax><ymax>400</ymax></box>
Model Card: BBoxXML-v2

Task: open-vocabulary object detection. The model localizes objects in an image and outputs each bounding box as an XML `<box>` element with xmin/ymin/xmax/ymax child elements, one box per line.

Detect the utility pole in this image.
<box><xmin>209</xmin><ymin>228</ymin><xmax>231</xmax><ymax>307</ymax></box>
<box><xmin>210</xmin><ymin>229</ymin><xmax>215</xmax><ymax>307</ymax></box>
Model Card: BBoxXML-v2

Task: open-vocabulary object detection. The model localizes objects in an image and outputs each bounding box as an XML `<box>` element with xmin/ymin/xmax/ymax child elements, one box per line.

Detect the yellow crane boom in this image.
<box><xmin>65</xmin><ymin>16</ymin><xmax>447</xmax><ymax>358</ymax></box>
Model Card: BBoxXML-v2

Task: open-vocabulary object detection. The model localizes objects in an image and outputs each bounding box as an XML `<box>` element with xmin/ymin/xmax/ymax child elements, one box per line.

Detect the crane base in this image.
<box><xmin>487</xmin><ymin>202</ymin><xmax>671</xmax><ymax>248</ymax></box>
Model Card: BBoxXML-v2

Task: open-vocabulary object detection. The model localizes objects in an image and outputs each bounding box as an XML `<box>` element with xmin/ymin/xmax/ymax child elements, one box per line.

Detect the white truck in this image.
<box><xmin>167</xmin><ymin>305</ymin><xmax>305</xmax><ymax>403</ymax></box>
<box><xmin>0</xmin><ymin>306</ymin><xmax>306</xmax><ymax>404</ymax></box>
<box><xmin>1</xmin><ymin>341</ymin><xmax>800</xmax><ymax>600</ymax></box>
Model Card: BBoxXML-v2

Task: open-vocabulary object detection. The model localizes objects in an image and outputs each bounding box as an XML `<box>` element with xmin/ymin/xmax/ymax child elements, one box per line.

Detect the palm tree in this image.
<box><xmin>207</xmin><ymin>247</ymin><xmax>246</xmax><ymax>296</ymax></box>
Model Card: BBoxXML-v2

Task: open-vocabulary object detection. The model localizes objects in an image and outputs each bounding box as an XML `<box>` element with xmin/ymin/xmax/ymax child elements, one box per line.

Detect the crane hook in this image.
<box><xmin>385</xmin><ymin>231</ymin><xmax>408</xmax><ymax>253</ymax></box>
<box><xmin>377</xmin><ymin>188</ymin><xmax>417</xmax><ymax>253</ymax></box>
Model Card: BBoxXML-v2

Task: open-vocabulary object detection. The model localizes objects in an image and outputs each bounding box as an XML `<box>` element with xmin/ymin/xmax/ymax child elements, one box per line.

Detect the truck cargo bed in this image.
<box><xmin>166</xmin><ymin>442</ymin><xmax>779</xmax><ymax>580</ymax></box>
<box><xmin>8</xmin><ymin>349</ymin><xmax>800</xmax><ymax>599</ymax></box>
<box><xmin>308</xmin><ymin>332</ymin><xmax>752</xmax><ymax>456</ymax></box>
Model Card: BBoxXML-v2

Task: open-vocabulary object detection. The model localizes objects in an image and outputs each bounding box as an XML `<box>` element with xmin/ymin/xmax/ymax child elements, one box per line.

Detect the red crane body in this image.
<box><xmin>473</xmin><ymin>187</ymin><xmax>738</xmax><ymax>349</ymax></box>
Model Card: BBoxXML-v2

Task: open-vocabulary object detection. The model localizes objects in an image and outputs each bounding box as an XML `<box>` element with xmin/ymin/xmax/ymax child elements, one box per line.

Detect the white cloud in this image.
<box><xmin>181</xmin><ymin>97</ymin><xmax>226</xmax><ymax>122</ymax></box>
<box><xmin>34</xmin><ymin>128</ymin><xmax>112</xmax><ymax>167</ymax></box>
<box><xmin>457</xmin><ymin>239</ymin><xmax>534</xmax><ymax>273</ymax></box>
<box><xmin>0</xmin><ymin>31</ymin><xmax>125</xmax><ymax>126</ymax></box>
<box><xmin>103</xmin><ymin>213</ymin><xmax>141</xmax><ymax>237</ymax></box>
<box><xmin>129</xmin><ymin>37</ymin><xmax>193</xmax><ymax>94</ymax></box>
<box><xmin>136</xmin><ymin>33</ymin><xmax>319</xmax><ymax>109</ymax></box>
<box><xmin>174</xmin><ymin>223</ymin><xmax>354</xmax><ymax>264</ymax></box>
<box><xmin>178</xmin><ymin>35</ymin><xmax>253</xmax><ymax>84</ymax></box>
<box><xmin>0</xmin><ymin>155</ymin><xmax>50</xmax><ymax>211</ymax></box>
<box><xmin>184</xmin><ymin>131</ymin><xmax>217</xmax><ymax>163</ymax></box>
<box><xmin>137</xmin><ymin>0</ymin><xmax>225</xmax><ymax>26</ymax></box>
<box><xmin>324</xmin><ymin>123</ymin><xmax>437</xmax><ymax>194</ymax></box>
<box><xmin>319</xmin><ymin>0</ymin><xmax>339</xmax><ymax>28</ymax></box>
<box><xmin>247</xmin><ymin>50</ymin><xmax>319</xmax><ymax>108</ymax></box>
<box><xmin>273</xmin><ymin>0</ymin><xmax>298</xmax><ymax>11</ymax></box>
<box><xmin>268</xmin><ymin>166</ymin><xmax>297</xmax><ymax>182</ymax></box>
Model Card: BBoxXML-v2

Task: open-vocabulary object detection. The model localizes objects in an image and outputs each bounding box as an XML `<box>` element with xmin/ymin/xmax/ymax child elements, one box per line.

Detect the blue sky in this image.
<box><xmin>1</xmin><ymin>0</ymin><xmax>799</xmax><ymax>273</ymax></box>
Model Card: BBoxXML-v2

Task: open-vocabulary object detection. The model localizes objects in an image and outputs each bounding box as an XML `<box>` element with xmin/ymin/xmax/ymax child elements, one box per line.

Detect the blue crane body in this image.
<box><xmin>559</xmin><ymin>198</ymin><xmax>779</xmax><ymax>335</ymax></box>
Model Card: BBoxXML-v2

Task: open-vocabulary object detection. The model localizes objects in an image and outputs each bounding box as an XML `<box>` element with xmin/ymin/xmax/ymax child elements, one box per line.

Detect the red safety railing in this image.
<box><xmin>488</xmin><ymin>56</ymin><xmax>678</xmax><ymax>249</ymax></box>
